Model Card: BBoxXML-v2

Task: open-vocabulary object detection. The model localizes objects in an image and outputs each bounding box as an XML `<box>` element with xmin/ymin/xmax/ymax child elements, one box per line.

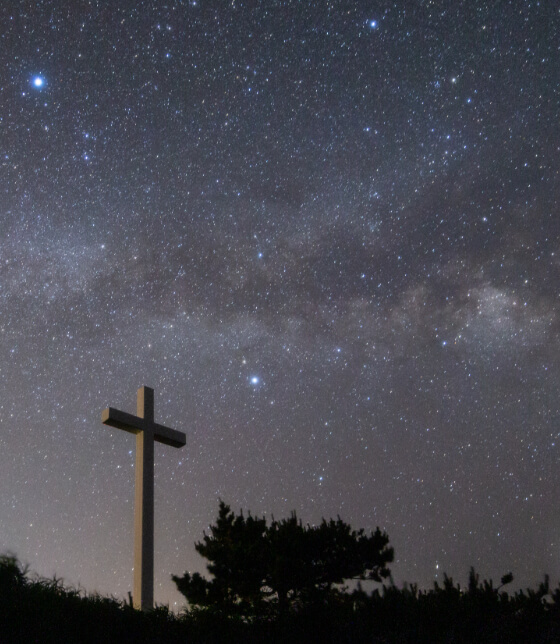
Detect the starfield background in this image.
<box><xmin>0</xmin><ymin>0</ymin><xmax>558</xmax><ymax>609</ymax></box>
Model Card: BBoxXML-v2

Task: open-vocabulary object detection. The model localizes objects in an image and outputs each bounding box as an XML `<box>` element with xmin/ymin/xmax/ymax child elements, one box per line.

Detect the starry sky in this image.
<box><xmin>1</xmin><ymin>0</ymin><xmax>559</xmax><ymax>609</ymax></box>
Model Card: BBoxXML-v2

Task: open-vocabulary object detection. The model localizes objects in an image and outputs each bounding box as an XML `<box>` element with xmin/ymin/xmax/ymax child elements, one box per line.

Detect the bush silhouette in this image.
<box><xmin>2</xmin><ymin>535</ymin><xmax>560</xmax><ymax>643</ymax></box>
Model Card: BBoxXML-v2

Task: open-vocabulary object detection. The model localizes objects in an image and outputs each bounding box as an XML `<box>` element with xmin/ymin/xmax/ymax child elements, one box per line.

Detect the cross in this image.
<box><xmin>101</xmin><ymin>386</ymin><xmax>186</xmax><ymax>611</ymax></box>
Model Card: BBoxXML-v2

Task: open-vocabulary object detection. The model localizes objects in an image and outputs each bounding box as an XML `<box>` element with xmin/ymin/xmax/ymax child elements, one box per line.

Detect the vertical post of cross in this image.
<box><xmin>135</xmin><ymin>386</ymin><xmax>155</xmax><ymax>611</ymax></box>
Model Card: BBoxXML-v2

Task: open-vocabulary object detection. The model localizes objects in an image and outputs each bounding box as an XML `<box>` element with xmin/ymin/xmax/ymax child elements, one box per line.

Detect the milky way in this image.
<box><xmin>0</xmin><ymin>1</ymin><xmax>558</xmax><ymax>608</ymax></box>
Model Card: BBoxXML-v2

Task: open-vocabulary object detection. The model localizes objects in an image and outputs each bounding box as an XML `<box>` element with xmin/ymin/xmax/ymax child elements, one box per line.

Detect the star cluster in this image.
<box><xmin>0</xmin><ymin>1</ymin><xmax>558</xmax><ymax>607</ymax></box>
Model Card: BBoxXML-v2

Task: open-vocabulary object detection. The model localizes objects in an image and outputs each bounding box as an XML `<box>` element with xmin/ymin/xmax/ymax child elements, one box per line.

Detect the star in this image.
<box><xmin>32</xmin><ymin>76</ymin><xmax>45</xmax><ymax>88</ymax></box>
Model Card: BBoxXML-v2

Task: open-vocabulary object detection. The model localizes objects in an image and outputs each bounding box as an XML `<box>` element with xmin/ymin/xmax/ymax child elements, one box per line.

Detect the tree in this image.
<box><xmin>172</xmin><ymin>501</ymin><xmax>393</xmax><ymax>615</ymax></box>
<box><xmin>172</xmin><ymin>501</ymin><xmax>270</xmax><ymax>615</ymax></box>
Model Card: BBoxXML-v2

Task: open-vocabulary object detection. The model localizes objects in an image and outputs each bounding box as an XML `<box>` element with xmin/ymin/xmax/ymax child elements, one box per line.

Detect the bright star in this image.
<box><xmin>32</xmin><ymin>76</ymin><xmax>45</xmax><ymax>88</ymax></box>
<box><xmin>369</xmin><ymin>20</ymin><xmax>378</xmax><ymax>29</ymax></box>
<box><xmin>250</xmin><ymin>376</ymin><xmax>260</xmax><ymax>385</ymax></box>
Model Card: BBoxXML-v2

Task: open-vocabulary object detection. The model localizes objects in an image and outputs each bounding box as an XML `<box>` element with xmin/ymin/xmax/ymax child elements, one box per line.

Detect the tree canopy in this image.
<box><xmin>172</xmin><ymin>501</ymin><xmax>393</xmax><ymax>614</ymax></box>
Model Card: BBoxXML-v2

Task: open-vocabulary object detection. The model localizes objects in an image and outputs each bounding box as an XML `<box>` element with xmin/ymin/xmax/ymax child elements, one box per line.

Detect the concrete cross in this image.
<box><xmin>101</xmin><ymin>386</ymin><xmax>186</xmax><ymax>611</ymax></box>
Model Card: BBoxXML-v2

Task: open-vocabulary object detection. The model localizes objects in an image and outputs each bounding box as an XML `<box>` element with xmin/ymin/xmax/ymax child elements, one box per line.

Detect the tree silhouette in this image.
<box><xmin>172</xmin><ymin>501</ymin><xmax>269</xmax><ymax>614</ymax></box>
<box><xmin>172</xmin><ymin>501</ymin><xmax>393</xmax><ymax>615</ymax></box>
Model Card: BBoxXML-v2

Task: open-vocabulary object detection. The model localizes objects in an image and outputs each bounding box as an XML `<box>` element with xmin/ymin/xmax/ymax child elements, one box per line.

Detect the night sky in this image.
<box><xmin>1</xmin><ymin>0</ymin><xmax>559</xmax><ymax>609</ymax></box>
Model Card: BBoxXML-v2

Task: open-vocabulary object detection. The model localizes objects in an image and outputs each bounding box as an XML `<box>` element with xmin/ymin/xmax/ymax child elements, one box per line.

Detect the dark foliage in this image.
<box><xmin>0</xmin><ymin>554</ymin><xmax>184</xmax><ymax>644</ymax></box>
<box><xmin>173</xmin><ymin>501</ymin><xmax>270</xmax><ymax>615</ymax></box>
<box><xmin>2</xmin><ymin>546</ymin><xmax>560</xmax><ymax>643</ymax></box>
<box><xmin>267</xmin><ymin>511</ymin><xmax>394</xmax><ymax>613</ymax></box>
<box><xmin>172</xmin><ymin>500</ymin><xmax>394</xmax><ymax>615</ymax></box>
<box><xmin>346</xmin><ymin>568</ymin><xmax>560</xmax><ymax>643</ymax></box>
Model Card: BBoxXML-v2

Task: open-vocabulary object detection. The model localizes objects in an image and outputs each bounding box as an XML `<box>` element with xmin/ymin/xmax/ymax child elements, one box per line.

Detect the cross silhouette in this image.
<box><xmin>102</xmin><ymin>386</ymin><xmax>186</xmax><ymax>610</ymax></box>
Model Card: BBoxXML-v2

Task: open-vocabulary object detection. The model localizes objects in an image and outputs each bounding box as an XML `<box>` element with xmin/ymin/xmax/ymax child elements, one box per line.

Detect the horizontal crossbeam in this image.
<box><xmin>102</xmin><ymin>407</ymin><xmax>186</xmax><ymax>448</ymax></box>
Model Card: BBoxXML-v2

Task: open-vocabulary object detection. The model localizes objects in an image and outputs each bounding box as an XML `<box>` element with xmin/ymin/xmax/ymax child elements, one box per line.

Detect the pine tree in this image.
<box><xmin>173</xmin><ymin>501</ymin><xmax>393</xmax><ymax>615</ymax></box>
